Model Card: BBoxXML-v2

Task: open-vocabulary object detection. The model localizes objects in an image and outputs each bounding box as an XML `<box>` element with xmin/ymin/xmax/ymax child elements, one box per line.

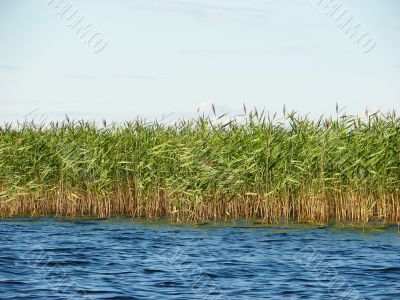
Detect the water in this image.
<box><xmin>0</xmin><ymin>218</ymin><xmax>399</xmax><ymax>299</ymax></box>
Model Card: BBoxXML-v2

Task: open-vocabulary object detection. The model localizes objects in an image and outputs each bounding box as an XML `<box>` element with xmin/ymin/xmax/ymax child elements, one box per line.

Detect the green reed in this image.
<box><xmin>0</xmin><ymin>111</ymin><xmax>399</xmax><ymax>223</ymax></box>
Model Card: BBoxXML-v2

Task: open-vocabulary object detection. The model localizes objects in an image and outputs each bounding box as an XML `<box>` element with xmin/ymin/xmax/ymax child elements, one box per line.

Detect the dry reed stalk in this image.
<box><xmin>1</xmin><ymin>190</ymin><xmax>399</xmax><ymax>224</ymax></box>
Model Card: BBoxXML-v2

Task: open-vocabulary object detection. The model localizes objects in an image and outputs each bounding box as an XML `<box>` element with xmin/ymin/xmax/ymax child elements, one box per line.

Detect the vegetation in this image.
<box><xmin>0</xmin><ymin>110</ymin><xmax>399</xmax><ymax>223</ymax></box>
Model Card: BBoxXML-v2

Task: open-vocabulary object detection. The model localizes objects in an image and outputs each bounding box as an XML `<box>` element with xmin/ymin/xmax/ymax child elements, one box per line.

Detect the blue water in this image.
<box><xmin>0</xmin><ymin>218</ymin><xmax>399</xmax><ymax>299</ymax></box>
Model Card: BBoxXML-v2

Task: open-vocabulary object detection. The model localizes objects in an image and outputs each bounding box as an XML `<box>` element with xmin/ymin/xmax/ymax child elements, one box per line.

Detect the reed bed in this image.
<box><xmin>0</xmin><ymin>111</ymin><xmax>399</xmax><ymax>224</ymax></box>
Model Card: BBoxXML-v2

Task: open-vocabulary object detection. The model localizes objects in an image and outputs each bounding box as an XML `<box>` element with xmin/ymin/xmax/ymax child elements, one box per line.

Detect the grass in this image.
<box><xmin>0</xmin><ymin>110</ymin><xmax>399</xmax><ymax>223</ymax></box>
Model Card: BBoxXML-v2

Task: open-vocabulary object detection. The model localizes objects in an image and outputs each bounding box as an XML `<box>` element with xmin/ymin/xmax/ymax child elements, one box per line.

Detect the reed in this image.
<box><xmin>1</xmin><ymin>111</ymin><xmax>399</xmax><ymax>224</ymax></box>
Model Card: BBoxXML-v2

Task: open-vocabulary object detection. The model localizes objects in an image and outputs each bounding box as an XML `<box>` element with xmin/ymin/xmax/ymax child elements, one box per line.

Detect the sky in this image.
<box><xmin>0</xmin><ymin>0</ymin><xmax>399</xmax><ymax>122</ymax></box>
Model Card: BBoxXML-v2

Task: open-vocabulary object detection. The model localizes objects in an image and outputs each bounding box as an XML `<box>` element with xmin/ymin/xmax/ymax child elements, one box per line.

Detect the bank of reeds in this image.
<box><xmin>1</xmin><ymin>111</ymin><xmax>399</xmax><ymax>224</ymax></box>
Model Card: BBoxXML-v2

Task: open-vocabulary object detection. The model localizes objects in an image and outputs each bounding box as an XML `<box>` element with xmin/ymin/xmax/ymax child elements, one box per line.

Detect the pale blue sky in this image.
<box><xmin>0</xmin><ymin>0</ymin><xmax>399</xmax><ymax>122</ymax></box>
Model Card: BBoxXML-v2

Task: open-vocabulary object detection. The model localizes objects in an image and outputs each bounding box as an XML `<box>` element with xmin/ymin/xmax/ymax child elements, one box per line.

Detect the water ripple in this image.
<box><xmin>1</xmin><ymin>218</ymin><xmax>399</xmax><ymax>299</ymax></box>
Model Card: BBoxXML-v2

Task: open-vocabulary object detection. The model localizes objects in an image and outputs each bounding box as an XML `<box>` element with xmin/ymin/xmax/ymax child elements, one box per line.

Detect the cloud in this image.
<box><xmin>181</xmin><ymin>45</ymin><xmax>325</xmax><ymax>56</ymax></box>
<box><xmin>113</xmin><ymin>74</ymin><xmax>170</xmax><ymax>80</ymax></box>
<box><xmin>66</xmin><ymin>75</ymin><xmax>101</xmax><ymax>79</ymax></box>
<box><xmin>65</xmin><ymin>74</ymin><xmax>171</xmax><ymax>80</ymax></box>
<box><xmin>196</xmin><ymin>101</ymin><xmax>234</xmax><ymax>114</ymax></box>
<box><xmin>174</xmin><ymin>0</ymin><xmax>272</xmax><ymax>15</ymax></box>
<box><xmin>127</xmin><ymin>0</ymin><xmax>272</xmax><ymax>18</ymax></box>
<box><xmin>182</xmin><ymin>49</ymin><xmax>243</xmax><ymax>55</ymax></box>
<box><xmin>278</xmin><ymin>45</ymin><xmax>325</xmax><ymax>54</ymax></box>
<box><xmin>197</xmin><ymin>101</ymin><xmax>214</xmax><ymax>113</ymax></box>
<box><xmin>0</xmin><ymin>64</ymin><xmax>20</xmax><ymax>70</ymax></box>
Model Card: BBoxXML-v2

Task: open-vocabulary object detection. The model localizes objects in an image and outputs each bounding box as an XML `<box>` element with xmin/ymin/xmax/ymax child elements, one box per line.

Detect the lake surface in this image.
<box><xmin>0</xmin><ymin>218</ymin><xmax>399</xmax><ymax>299</ymax></box>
